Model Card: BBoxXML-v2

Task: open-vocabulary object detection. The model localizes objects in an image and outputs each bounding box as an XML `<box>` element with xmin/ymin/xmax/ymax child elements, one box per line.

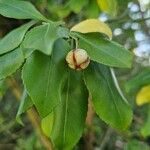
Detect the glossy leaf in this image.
<box><xmin>22</xmin><ymin>23</ymin><xmax>69</xmax><ymax>55</ymax></box>
<box><xmin>0</xmin><ymin>0</ymin><xmax>46</xmax><ymax>21</ymax></box>
<box><xmin>136</xmin><ymin>85</ymin><xmax>150</xmax><ymax>106</ymax></box>
<box><xmin>125</xmin><ymin>69</ymin><xmax>150</xmax><ymax>93</ymax></box>
<box><xmin>16</xmin><ymin>90</ymin><xmax>33</xmax><ymax>125</ymax></box>
<box><xmin>84</xmin><ymin>63</ymin><xmax>132</xmax><ymax>130</ymax></box>
<box><xmin>71</xmin><ymin>19</ymin><xmax>112</xmax><ymax>39</ymax></box>
<box><xmin>50</xmin><ymin>70</ymin><xmax>88</xmax><ymax>150</ymax></box>
<box><xmin>22</xmin><ymin>39</ymin><xmax>70</xmax><ymax>117</ymax></box>
<box><xmin>72</xmin><ymin>32</ymin><xmax>133</xmax><ymax>68</ymax></box>
<box><xmin>0</xmin><ymin>48</ymin><xmax>24</xmax><ymax>80</ymax></box>
<box><xmin>97</xmin><ymin>0</ymin><xmax>118</xmax><ymax>17</ymax></box>
<box><xmin>0</xmin><ymin>21</ymin><xmax>35</xmax><ymax>55</ymax></box>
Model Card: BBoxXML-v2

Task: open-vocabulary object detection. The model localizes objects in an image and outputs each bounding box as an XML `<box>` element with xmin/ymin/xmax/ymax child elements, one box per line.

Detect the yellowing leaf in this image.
<box><xmin>136</xmin><ymin>85</ymin><xmax>150</xmax><ymax>106</ymax></box>
<box><xmin>97</xmin><ymin>0</ymin><xmax>117</xmax><ymax>17</ymax></box>
<box><xmin>70</xmin><ymin>19</ymin><xmax>112</xmax><ymax>39</ymax></box>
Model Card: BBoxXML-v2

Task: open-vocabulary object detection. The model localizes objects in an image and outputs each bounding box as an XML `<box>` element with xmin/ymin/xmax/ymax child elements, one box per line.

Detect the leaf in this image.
<box><xmin>0</xmin><ymin>48</ymin><xmax>24</xmax><ymax>80</ymax></box>
<box><xmin>141</xmin><ymin>105</ymin><xmax>150</xmax><ymax>138</ymax></box>
<box><xmin>16</xmin><ymin>90</ymin><xmax>33</xmax><ymax>125</ymax></box>
<box><xmin>41</xmin><ymin>112</ymin><xmax>54</xmax><ymax>137</ymax></box>
<box><xmin>0</xmin><ymin>0</ymin><xmax>46</xmax><ymax>21</ymax></box>
<box><xmin>85</xmin><ymin>0</ymin><xmax>100</xmax><ymax>18</ymax></box>
<box><xmin>125</xmin><ymin>69</ymin><xmax>150</xmax><ymax>93</ymax></box>
<box><xmin>22</xmin><ymin>39</ymin><xmax>70</xmax><ymax>118</ymax></box>
<box><xmin>72</xmin><ymin>32</ymin><xmax>133</xmax><ymax>68</ymax></box>
<box><xmin>136</xmin><ymin>85</ymin><xmax>150</xmax><ymax>106</ymax></box>
<box><xmin>71</xmin><ymin>19</ymin><xmax>112</xmax><ymax>39</ymax></box>
<box><xmin>50</xmin><ymin>70</ymin><xmax>88</xmax><ymax>150</ymax></box>
<box><xmin>97</xmin><ymin>0</ymin><xmax>118</xmax><ymax>17</ymax></box>
<box><xmin>69</xmin><ymin>0</ymin><xmax>87</xmax><ymax>13</ymax></box>
<box><xmin>22</xmin><ymin>23</ymin><xmax>69</xmax><ymax>55</ymax></box>
<box><xmin>124</xmin><ymin>139</ymin><xmax>149</xmax><ymax>150</ymax></box>
<box><xmin>0</xmin><ymin>21</ymin><xmax>35</xmax><ymax>55</ymax></box>
<box><xmin>84</xmin><ymin>62</ymin><xmax>133</xmax><ymax>130</ymax></box>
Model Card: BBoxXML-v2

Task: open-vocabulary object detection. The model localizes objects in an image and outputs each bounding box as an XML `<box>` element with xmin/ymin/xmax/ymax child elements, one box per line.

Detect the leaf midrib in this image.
<box><xmin>78</xmin><ymin>34</ymin><xmax>129</xmax><ymax>67</ymax></box>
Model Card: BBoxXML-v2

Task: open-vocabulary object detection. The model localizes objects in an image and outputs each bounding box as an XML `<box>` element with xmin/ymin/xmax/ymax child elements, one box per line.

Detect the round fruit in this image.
<box><xmin>66</xmin><ymin>49</ymin><xmax>90</xmax><ymax>70</ymax></box>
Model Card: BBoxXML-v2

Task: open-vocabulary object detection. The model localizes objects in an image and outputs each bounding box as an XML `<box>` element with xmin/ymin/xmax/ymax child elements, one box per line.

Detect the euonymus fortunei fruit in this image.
<box><xmin>66</xmin><ymin>49</ymin><xmax>90</xmax><ymax>70</ymax></box>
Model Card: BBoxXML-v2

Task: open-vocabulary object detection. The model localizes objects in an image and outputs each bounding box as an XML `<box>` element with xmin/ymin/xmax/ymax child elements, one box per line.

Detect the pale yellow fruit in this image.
<box><xmin>66</xmin><ymin>49</ymin><xmax>90</xmax><ymax>70</ymax></box>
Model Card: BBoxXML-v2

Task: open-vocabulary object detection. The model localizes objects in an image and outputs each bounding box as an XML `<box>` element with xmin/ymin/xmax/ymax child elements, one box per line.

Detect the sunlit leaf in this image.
<box><xmin>71</xmin><ymin>19</ymin><xmax>112</xmax><ymax>39</ymax></box>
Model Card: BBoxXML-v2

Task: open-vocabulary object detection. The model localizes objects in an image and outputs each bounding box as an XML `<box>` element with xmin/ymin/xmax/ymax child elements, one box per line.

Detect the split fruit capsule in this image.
<box><xmin>66</xmin><ymin>49</ymin><xmax>90</xmax><ymax>70</ymax></box>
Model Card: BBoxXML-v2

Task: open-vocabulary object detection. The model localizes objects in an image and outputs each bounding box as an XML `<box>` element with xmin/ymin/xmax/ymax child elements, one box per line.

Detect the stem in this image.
<box><xmin>7</xmin><ymin>77</ymin><xmax>53</xmax><ymax>150</ymax></box>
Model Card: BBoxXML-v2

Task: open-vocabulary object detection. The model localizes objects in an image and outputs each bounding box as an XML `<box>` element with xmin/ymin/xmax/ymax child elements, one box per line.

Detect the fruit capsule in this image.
<box><xmin>66</xmin><ymin>49</ymin><xmax>90</xmax><ymax>70</ymax></box>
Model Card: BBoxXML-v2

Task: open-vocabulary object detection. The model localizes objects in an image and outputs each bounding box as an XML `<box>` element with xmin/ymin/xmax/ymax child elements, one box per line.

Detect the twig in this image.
<box><xmin>6</xmin><ymin>77</ymin><xmax>53</xmax><ymax>150</ymax></box>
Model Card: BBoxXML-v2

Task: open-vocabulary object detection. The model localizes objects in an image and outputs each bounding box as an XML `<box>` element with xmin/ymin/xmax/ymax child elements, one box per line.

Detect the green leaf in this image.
<box><xmin>0</xmin><ymin>48</ymin><xmax>24</xmax><ymax>80</ymax></box>
<box><xmin>124</xmin><ymin>139</ymin><xmax>149</xmax><ymax>150</ymax></box>
<box><xmin>85</xmin><ymin>0</ymin><xmax>100</xmax><ymax>18</ymax></box>
<box><xmin>22</xmin><ymin>23</ymin><xmax>69</xmax><ymax>55</ymax></box>
<box><xmin>141</xmin><ymin>105</ymin><xmax>150</xmax><ymax>137</ymax></box>
<box><xmin>72</xmin><ymin>32</ymin><xmax>133</xmax><ymax>68</ymax></box>
<box><xmin>16</xmin><ymin>90</ymin><xmax>33</xmax><ymax>125</ymax></box>
<box><xmin>0</xmin><ymin>21</ymin><xmax>35</xmax><ymax>55</ymax></box>
<box><xmin>22</xmin><ymin>39</ymin><xmax>70</xmax><ymax>118</ymax></box>
<box><xmin>125</xmin><ymin>69</ymin><xmax>150</xmax><ymax>93</ymax></box>
<box><xmin>50</xmin><ymin>70</ymin><xmax>88</xmax><ymax>150</ymax></box>
<box><xmin>69</xmin><ymin>0</ymin><xmax>87</xmax><ymax>13</ymax></box>
<box><xmin>84</xmin><ymin>62</ymin><xmax>133</xmax><ymax>130</ymax></box>
<box><xmin>0</xmin><ymin>0</ymin><xmax>46</xmax><ymax>21</ymax></box>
